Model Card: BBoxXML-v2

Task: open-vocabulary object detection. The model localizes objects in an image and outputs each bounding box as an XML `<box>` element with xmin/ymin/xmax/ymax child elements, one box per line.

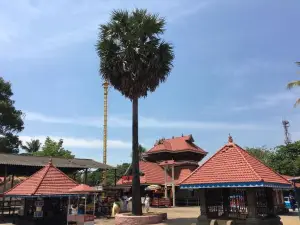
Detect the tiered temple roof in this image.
<box><xmin>117</xmin><ymin>135</ymin><xmax>206</xmax><ymax>186</ymax></box>
<box><xmin>144</xmin><ymin>135</ymin><xmax>207</xmax><ymax>162</ymax></box>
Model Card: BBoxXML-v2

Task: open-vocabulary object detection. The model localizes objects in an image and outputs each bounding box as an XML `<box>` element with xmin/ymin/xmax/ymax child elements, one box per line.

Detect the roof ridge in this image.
<box><xmin>235</xmin><ymin>144</ymin><xmax>290</xmax><ymax>183</ymax></box>
<box><xmin>234</xmin><ymin>144</ymin><xmax>262</xmax><ymax>181</ymax></box>
<box><xmin>32</xmin><ymin>163</ymin><xmax>52</xmax><ymax>195</ymax></box>
<box><xmin>180</xmin><ymin>143</ymin><xmax>229</xmax><ymax>184</ymax></box>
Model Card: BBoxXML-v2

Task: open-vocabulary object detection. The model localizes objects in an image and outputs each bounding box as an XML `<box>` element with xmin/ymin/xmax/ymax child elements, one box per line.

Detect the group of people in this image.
<box><xmin>111</xmin><ymin>194</ymin><xmax>151</xmax><ymax>217</ymax></box>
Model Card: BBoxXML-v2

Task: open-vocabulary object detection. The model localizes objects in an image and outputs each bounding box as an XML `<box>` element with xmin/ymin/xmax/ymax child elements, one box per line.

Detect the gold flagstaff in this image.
<box><xmin>102</xmin><ymin>81</ymin><xmax>109</xmax><ymax>185</ymax></box>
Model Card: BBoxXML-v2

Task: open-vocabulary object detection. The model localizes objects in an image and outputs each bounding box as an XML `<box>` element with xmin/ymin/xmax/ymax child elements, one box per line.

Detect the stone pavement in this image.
<box><xmin>95</xmin><ymin>207</ymin><xmax>300</xmax><ymax>225</ymax></box>
<box><xmin>0</xmin><ymin>207</ymin><xmax>298</xmax><ymax>225</ymax></box>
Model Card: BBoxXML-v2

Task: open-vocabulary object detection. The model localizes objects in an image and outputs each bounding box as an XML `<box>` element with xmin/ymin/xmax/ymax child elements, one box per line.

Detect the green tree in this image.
<box><xmin>287</xmin><ymin>62</ymin><xmax>300</xmax><ymax>106</ymax></box>
<box><xmin>87</xmin><ymin>163</ymin><xmax>131</xmax><ymax>186</ymax></box>
<box><xmin>270</xmin><ymin>141</ymin><xmax>300</xmax><ymax>176</ymax></box>
<box><xmin>131</xmin><ymin>144</ymin><xmax>147</xmax><ymax>160</ymax></box>
<box><xmin>0</xmin><ymin>77</ymin><xmax>24</xmax><ymax>154</ymax></box>
<box><xmin>245</xmin><ymin>146</ymin><xmax>274</xmax><ymax>167</ymax></box>
<box><xmin>96</xmin><ymin>9</ymin><xmax>174</xmax><ymax>215</ymax></box>
<box><xmin>33</xmin><ymin>137</ymin><xmax>74</xmax><ymax>159</ymax></box>
<box><xmin>21</xmin><ymin>139</ymin><xmax>41</xmax><ymax>154</ymax></box>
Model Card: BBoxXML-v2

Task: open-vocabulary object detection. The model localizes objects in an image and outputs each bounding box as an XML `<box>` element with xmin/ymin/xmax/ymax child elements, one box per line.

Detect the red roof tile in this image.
<box><xmin>176</xmin><ymin>168</ymin><xmax>193</xmax><ymax>184</ymax></box>
<box><xmin>282</xmin><ymin>175</ymin><xmax>300</xmax><ymax>188</ymax></box>
<box><xmin>181</xmin><ymin>140</ymin><xmax>290</xmax><ymax>186</ymax></box>
<box><xmin>69</xmin><ymin>184</ymin><xmax>94</xmax><ymax>193</ymax></box>
<box><xmin>147</xmin><ymin>135</ymin><xmax>207</xmax><ymax>154</ymax></box>
<box><xmin>5</xmin><ymin>160</ymin><xmax>78</xmax><ymax>196</ymax></box>
<box><xmin>117</xmin><ymin>161</ymin><xmax>194</xmax><ymax>186</ymax></box>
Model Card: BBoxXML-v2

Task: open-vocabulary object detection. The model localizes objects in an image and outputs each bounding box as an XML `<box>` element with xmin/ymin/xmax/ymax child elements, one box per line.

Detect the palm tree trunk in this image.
<box><xmin>132</xmin><ymin>97</ymin><xmax>142</xmax><ymax>215</ymax></box>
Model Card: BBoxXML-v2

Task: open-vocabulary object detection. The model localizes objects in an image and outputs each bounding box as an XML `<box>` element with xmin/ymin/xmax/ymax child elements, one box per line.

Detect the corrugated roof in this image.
<box><xmin>181</xmin><ymin>137</ymin><xmax>290</xmax><ymax>186</ymax></box>
<box><xmin>0</xmin><ymin>153</ymin><xmax>114</xmax><ymax>169</ymax></box>
<box><xmin>5</xmin><ymin>160</ymin><xmax>78</xmax><ymax>196</ymax></box>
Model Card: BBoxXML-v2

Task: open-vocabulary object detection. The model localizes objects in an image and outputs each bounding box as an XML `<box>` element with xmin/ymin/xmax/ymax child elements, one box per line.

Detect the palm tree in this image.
<box><xmin>287</xmin><ymin>62</ymin><xmax>300</xmax><ymax>106</ymax></box>
<box><xmin>21</xmin><ymin>139</ymin><xmax>41</xmax><ymax>154</ymax></box>
<box><xmin>96</xmin><ymin>9</ymin><xmax>174</xmax><ymax>215</ymax></box>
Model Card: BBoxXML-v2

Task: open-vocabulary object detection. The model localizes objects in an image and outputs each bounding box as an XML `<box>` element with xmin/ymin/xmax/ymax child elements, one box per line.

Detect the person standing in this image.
<box><xmin>144</xmin><ymin>194</ymin><xmax>151</xmax><ymax>213</ymax></box>
<box><xmin>289</xmin><ymin>193</ymin><xmax>296</xmax><ymax>211</ymax></box>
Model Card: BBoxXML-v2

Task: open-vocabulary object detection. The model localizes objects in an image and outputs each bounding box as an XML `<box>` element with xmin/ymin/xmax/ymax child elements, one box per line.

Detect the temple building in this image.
<box><xmin>117</xmin><ymin>135</ymin><xmax>207</xmax><ymax>206</ymax></box>
<box><xmin>180</xmin><ymin>135</ymin><xmax>291</xmax><ymax>225</ymax></box>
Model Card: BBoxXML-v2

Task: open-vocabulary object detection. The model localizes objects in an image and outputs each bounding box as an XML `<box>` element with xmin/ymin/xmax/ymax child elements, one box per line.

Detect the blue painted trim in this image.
<box><xmin>180</xmin><ymin>181</ymin><xmax>292</xmax><ymax>189</ymax></box>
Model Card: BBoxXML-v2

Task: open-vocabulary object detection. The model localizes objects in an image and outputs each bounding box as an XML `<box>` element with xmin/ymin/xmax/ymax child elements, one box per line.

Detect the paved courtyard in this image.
<box><xmin>96</xmin><ymin>207</ymin><xmax>300</xmax><ymax>225</ymax></box>
<box><xmin>0</xmin><ymin>207</ymin><xmax>298</xmax><ymax>225</ymax></box>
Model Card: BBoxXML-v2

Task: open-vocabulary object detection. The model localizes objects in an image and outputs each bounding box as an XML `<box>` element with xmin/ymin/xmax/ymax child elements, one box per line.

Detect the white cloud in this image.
<box><xmin>0</xmin><ymin>0</ymin><xmax>212</xmax><ymax>60</ymax></box>
<box><xmin>24</xmin><ymin>111</ymin><xmax>268</xmax><ymax>130</ymax></box>
<box><xmin>19</xmin><ymin>135</ymin><xmax>131</xmax><ymax>149</ymax></box>
<box><xmin>232</xmin><ymin>91</ymin><xmax>299</xmax><ymax>112</ymax></box>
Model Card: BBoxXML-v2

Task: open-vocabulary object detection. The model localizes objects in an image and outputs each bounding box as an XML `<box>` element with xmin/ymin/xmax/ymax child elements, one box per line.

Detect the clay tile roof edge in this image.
<box><xmin>180</xmin><ymin>142</ymin><xmax>291</xmax><ymax>185</ymax></box>
<box><xmin>180</xmin><ymin>143</ymin><xmax>227</xmax><ymax>184</ymax></box>
<box><xmin>234</xmin><ymin>144</ymin><xmax>291</xmax><ymax>184</ymax></box>
<box><xmin>234</xmin><ymin>143</ymin><xmax>262</xmax><ymax>181</ymax></box>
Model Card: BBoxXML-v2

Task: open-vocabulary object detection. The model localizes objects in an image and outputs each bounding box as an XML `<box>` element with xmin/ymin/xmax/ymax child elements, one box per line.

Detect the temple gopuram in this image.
<box><xmin>117</xmin><ymin>135</ymin><xmax>207</xmax><ymax>206</ymax></box>
<box><xmin>180</xmin><ymin>135</ymin><xmax>291</xmax><ymax>225</ymax></box>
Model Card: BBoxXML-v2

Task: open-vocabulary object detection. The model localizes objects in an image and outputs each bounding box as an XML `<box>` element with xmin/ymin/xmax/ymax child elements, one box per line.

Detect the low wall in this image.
<box><xmin>115</xmin><ymin>212</ymin><xmax>167</xmax><ymax>225</ymax></box>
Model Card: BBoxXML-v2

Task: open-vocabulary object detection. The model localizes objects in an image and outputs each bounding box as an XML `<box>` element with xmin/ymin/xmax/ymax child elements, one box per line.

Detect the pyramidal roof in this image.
<box><xmin>181</xmin><ymin>136</ymin><xmax>291</xmax><ymax>189</ymax></box>
<box><xmin>147</xmin><ymin>135</ymin><xmax>207</xmax><ymax>154</ymax></box>
<box><xmin>5</xmin><ymin>159</ymin><xmax>78</xmax><ymax>196</ymax></box>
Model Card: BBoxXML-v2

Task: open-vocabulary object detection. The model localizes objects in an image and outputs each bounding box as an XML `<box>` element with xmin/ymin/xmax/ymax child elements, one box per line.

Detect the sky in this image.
<box><xmin>1</xmin><ymin>0</ymin><xmax>300</xmax><ymax>166</ymax></box>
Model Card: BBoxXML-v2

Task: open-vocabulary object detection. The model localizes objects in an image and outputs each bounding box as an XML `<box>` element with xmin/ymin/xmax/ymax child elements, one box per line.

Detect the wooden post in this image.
<box><xmin>84</xmin><ymin>169</ymin><xmax>88</xmax><ymax>184</ymax></box>
<box><xmin>1</xmin><ymin>165</ymin><xmax>7</xmax><ymax>216</ymax></box>
<box><xmin>8</xmin><ymin>175</ymin><xmax>14</xmax><ymax>215</ymax></box>
<box><xmin>164</xmin><ymin>167</ymin><xmax>168</xmax><ymax>198</ymax></box>
<box><xmin>246</xmin><ymin>189</ymin><xmax>257</xmax><ymax>220</ymax></box>
<box><xmin>114</xmin><ymin>169</ymin><xmax>117</xmax><ymax>186</ymax></box>
<box><xmin>171</xmin><ymin>165</ymin><xmax>175</xmax><ymax>207</ymax></box>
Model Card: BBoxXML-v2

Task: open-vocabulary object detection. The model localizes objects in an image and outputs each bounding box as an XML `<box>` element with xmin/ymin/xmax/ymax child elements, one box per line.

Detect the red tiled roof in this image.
<box><xmin>69</xmin><ymin>184</ymin><xmax>94</xmax><ymax>193</ymax></box>
<box><xmin>5</xmin><ymin>160</ymin><xmax>78</xmax><ymax>196</ymax></box>
<box><xmin>147</xmin><ymin>135</ymin><xmax>207</xmax><ymax>155</ymax></box>
<box><xmin>177</xmin><ymin>168</ymin><xmax>193</xmax><ymax>184</ymax></box>
<box><xmin>117</xmin><ymin>161</ymin><xmax>194</xmax><ymax>186</ymax></box>
<box><xmin>117</xmin><ymin>161</ymin><xmax>170</xmax><ymax>185</ymax></box>
<box><xmin>181</xmin><ymin>140</ymin><xmax>290</xmax><ymax>186</ymax></box>
<box><xmin>282</xmin><ymin>175</ymin><xmax>300</xmax><ymax>188</ymax></box>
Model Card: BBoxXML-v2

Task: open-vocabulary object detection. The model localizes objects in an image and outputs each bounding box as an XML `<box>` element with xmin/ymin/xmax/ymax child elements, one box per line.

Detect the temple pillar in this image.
<box><xmin>197</xmin><ymin>189</ymin><xmax>209</xmax><ymax>225</ymax></box>
<box><xmin>164</xmin><ymin>166</ymin><xmax>168</xmax><ymax>198</ymax></box>
<box><xmin>246</xmin><ymin>189</ymin><xmax>260</xmax><ymax>225</ymax></box>
<box><xmin>171</xmin><ymin>165</ymin><xmax>175</xmax><ymax>207</ymax></box>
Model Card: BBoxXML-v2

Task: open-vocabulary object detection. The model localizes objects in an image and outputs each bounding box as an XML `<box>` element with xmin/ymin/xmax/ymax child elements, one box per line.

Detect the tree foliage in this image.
<box><xmin>33</xmin><ymin>137</ymin><xmax>74</xmax><ymax>159</ymax></box>
<box><xmin>96</xmin><ymin>9</ymin><xmax>174</xmax><ymax>99</ymax></box>
<box><xmin>245</xmin><ymin>146</ymin><xmax>274</xmax><ymax>167</ymax></box>
<box><xmin>0</xmin><ymin>77</ymin><xmax>24</xmax><ymax>154</ymax></box>
<box><xmin>287</xmin><ymin>62</ymin><xmax>300</xmax><ymax>106</ymax></box>
<box><xmin>21</xmin><ymin>139</ymin><xmax>41</xmax><ymax>154</ymax></box>
<box><xmin>246</xmin><ymin>142</ymin><xmax>300</xmax><ymax>177</ymax></box>
<box><xmin>87</xmin><ymin>163</ymin><xmax>130</xmax><ymax>186</ymax></box>
<box><xmin>270</xmin><ymin>142</ymin><xmax>300</xmax><ymax>176</ymax></box>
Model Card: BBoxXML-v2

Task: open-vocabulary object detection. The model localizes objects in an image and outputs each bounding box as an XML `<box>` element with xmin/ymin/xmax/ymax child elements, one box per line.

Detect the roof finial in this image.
<box><xmin>182</xmin><ymin>133</ymin><xmax>184</xmax><ymax>137</ymax></box>
<box><xmin>228</xmin><ymin>134</ymin><xmax>233</xmax><ymax>143</ymax></box>
<box><xmin>49</xmin><ymin>157</ymin><xmax>53</xmax><ymax>165</ymax></box>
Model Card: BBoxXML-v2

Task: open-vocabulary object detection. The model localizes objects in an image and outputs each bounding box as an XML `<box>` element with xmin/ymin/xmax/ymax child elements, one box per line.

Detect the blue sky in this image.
<box><xmin>1</xmin><ymin>0</ymin><xmax>300</xmax><ymax>165</ymax></box>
